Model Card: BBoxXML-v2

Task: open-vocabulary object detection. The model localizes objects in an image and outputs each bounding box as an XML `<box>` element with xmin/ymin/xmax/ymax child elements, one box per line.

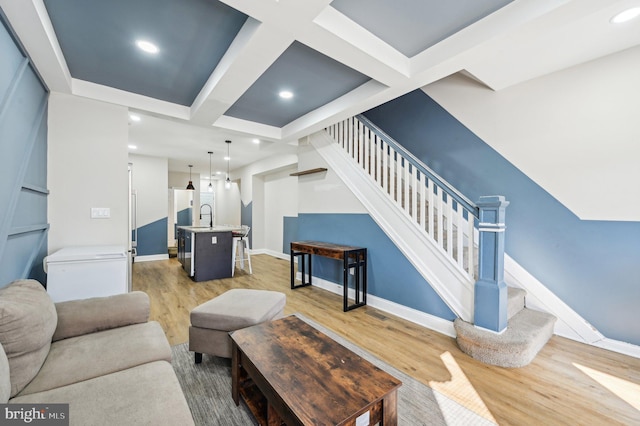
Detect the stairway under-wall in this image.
<box><xmin>314</xmin><ymin>116</ymin><xmax>557</xmax><ymax>367</ymax></box>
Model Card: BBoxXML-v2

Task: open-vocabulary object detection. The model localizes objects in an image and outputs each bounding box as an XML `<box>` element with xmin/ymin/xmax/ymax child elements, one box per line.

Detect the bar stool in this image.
<box><xmin>231</xmin><ymin>225</ymin><xmax>252</xmax><ymax>276</ymax></box>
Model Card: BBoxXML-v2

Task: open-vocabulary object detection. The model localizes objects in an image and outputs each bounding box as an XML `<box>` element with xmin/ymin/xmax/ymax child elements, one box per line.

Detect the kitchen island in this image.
<box><xmin>177</xmin><ymin>225</ymin><xmax>240</xmax><ymax>281</ymax></box>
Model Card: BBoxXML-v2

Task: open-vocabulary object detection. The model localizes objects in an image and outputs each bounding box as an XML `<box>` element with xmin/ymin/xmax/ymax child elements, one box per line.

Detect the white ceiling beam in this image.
<box><xmin>190</xmin><ymin>18</ymin><xmax>294</xmax><ymax>126</ymax></box>
<box><xmin>0</xmin><ymin>0</ymin><xmax>71</xmax><ymax>92</ymax></box>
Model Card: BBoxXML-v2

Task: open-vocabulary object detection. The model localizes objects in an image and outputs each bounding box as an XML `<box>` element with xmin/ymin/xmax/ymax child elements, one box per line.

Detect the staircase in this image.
<box><xmin>315</xmin><ymin>115</ymin><xmax>556</xmax><ymax>367</ymax></box>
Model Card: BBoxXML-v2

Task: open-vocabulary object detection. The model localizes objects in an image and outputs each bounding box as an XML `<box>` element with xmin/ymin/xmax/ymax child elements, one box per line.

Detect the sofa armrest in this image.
<box><xmin>52</xmin><ymin>291</ymin><xmax>151</xmax><ymax>342</ymax></box>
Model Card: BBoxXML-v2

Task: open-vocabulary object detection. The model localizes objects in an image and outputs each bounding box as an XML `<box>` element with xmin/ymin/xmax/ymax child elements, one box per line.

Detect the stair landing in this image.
<box><xmin>454</xmin><ymin>308</ymin><xmax>556</xmax><ymax>368</ymax></box>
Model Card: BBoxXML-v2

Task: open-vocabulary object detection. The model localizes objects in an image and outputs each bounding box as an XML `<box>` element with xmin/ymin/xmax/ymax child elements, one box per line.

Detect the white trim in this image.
<box><xmin>592</xmin><ymin>338</ymin><xmax>640</xmax><ymax>359</ymax></box>
<box><xmin>255</xmin><ymin>248</ymin><xmax>290</xmax><ymax>261</ymax></box>
<box><xmin>310</xmin><ymin>131</ymin><xmax>475</xmax><ymax>322</ymax></box>
<box><xmin>134</xmin><ymin>254</ymin><xmax>169</xmax><ymax>262</ymax></box>
<box><xmin>503</xmin><ymin>254</ymin><xmax>604</xmax><ymax>344</ymax></box>
<box><xmin>300</xmin><ymin>273</ymin><xmax>456</xmax><ymax>338</ymax></box>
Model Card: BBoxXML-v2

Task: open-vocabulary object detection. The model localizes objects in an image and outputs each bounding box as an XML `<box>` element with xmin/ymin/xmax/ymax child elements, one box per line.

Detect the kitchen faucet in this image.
<box><xmin>199</xmin><ymin>204</ymin><xmax>213</xmax><ymax>228</ymax></box>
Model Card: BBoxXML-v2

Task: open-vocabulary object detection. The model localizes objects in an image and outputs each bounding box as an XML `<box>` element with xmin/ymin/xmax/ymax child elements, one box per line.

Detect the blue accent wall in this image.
<box><xmin>137</xmin><ymin>217</ymin><xmax>168</xmax><ymax>256</ymax></box>
<box><xmin>0</xmin><ymin>13</ymin><xmax>49</xmax><ymax>288</ymax></box>
<box><xmin>176</xmin><ymin>207</ymin><xmax>192</xmax><ymax>239</ymax></box>
<box><xmin>298</xmin><ymin>213</ymin><xmax>455</xmax><ymax>320</ymax></box>
<box><xmin>363</xmin><ymin>89</ymin><xmax>640</xmax><ymax>345</ymax></box>
<box><xmin>282</xmin><ymin>216</ymin><xmax>298</xmax><ymax>255</ymax></box>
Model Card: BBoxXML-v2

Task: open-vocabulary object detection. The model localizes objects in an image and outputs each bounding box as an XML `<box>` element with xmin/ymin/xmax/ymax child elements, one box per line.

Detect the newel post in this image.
<box><xmin>474</xmin><ymin>195</ymin><xmax>509</xmax><ymax>332</ymax></box>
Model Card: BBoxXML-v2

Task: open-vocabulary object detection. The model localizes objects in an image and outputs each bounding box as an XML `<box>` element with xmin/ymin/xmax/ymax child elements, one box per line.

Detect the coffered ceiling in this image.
<box><xmin>1</xmin><ymin>0</ymin><xmax>638</xmax><ymax>175</ymax></box>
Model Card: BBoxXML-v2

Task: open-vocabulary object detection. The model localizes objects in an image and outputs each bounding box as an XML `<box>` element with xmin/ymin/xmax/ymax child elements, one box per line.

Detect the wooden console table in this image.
<box><xmin>290</xmin><ymin>241</ymin><xmax>367</xmax><ymax>311</ymax></box>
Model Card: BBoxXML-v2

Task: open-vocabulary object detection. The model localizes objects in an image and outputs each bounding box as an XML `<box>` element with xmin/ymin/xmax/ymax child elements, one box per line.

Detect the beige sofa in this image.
<box><xmin>0</xmin><ymin>279</ymin><xmax>194</xmax><ymax>426</ymax></box>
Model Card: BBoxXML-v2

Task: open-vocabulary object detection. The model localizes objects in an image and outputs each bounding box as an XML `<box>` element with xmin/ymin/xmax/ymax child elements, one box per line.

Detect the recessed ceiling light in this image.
<box><xmin>135</xmin><ymin>40</ymin><xmax>159</xmax><ymax>54</ymax></box>
<box><xmin>252</xmin><ymin>138</ymin><xmax>260</xmax><ymax>144</ymax></box>
<box><xmin>224</xmin><ymin>156</ymin><xmax>231</xmax><ymax>161</ymax></box>
<box><xmin>128</xmin><ymin>145</ymin><xmax>137</xmax><ymax>150</ymax></box>
<box><xmin>129</xmin><ymin>113</ymin><xmax>141</xmax><ymax>122</ymax></box>
<box><xmin>611</xmin><ymin>7</ymin><xmax>640</xmax><ymax>24</ymax></box>
<box><xmin>279</xmin><ymin>90</ymin><xmax>293</xmax><ymax>99</ymax></box>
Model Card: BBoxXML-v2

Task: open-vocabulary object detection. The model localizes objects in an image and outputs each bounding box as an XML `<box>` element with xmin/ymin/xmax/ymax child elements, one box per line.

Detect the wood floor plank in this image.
<box><xmin>133</xmin><ymin>254</ymin><xmax>640</xmax><ymax>425</ymax></box>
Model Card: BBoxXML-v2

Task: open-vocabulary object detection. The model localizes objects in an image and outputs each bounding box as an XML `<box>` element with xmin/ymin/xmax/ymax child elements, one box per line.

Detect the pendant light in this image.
<box><xmin>225</xmin><ymin>140</ymin><xmax>232</xmax><ymax>190</ymax></box>
<box><xmin>186</xmin><ymin>165</ymin><xmax>195</xmax><ymax>190</ymax></box>
<box><xmin>207</xmin><ymin>151</ymin><xmax>213</xmax><ymax>192</ymax></box>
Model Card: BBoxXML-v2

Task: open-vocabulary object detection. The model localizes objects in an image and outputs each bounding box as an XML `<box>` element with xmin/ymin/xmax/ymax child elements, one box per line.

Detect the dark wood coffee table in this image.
<box><xmin>231</xmin><ymin>315</ymin><xmax>402</xmax><ymax>425</ymax></box>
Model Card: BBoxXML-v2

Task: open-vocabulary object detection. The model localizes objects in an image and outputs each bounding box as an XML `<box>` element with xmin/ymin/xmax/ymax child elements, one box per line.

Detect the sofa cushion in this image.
<box><xmin>10</xmin><ymin>361</ymin><xmax>195</xmax><ymax>426</ymax></box>
<box><xmin>53</xmin><ymin>291</ymin><xmax>150</xmax><ymax>342</ymax></box>
<box><xmin>17</xmin><ymin>321</ymin><xmax>171</xmax><ymax>396</ymax></box>
<box><xmin>0</xmin><ymin>279</ymin><xmax>57</xmax><ymax>397</ymax></box>
<box><xmin>0</xmin><ymin>343</ymin><xmax>10</xmax><ymax>403</ymax></box>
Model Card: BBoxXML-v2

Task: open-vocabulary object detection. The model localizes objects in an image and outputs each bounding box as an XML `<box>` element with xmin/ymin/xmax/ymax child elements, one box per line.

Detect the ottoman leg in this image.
<box><xmin>195</xmin><ymin>352</ymin><xmax>202</xmax><ymax>364</ymax></box>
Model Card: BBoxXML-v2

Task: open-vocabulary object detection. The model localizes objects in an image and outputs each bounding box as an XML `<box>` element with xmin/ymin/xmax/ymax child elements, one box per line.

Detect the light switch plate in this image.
<box><xmin>211</xmin><ymin>236</ymin><xmax>217</xmax><ymax>244</ymax></box>
<box><xmin>91</xmin><ymin>207</ymin><xmax>110</xmax><ymax>219</ymax></box>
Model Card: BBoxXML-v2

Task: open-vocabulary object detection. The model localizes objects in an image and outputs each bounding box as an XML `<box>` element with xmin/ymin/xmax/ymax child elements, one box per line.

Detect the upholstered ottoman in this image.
<box><xmin>189</xmin><ymin>289</ymin><xmax>286</xmax><ymax>362</ymax></box>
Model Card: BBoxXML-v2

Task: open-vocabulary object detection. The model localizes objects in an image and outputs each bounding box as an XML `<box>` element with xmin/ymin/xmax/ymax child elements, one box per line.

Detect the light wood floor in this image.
<box><xmin>133</xmin><ymin>254</ymin><xmax>640</xmax><ymax>425</ymax></box>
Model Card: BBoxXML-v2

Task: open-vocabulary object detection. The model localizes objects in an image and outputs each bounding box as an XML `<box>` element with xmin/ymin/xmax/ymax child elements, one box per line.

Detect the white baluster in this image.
<box><xmin>427</xmin><ymin>179</ymin><xmax>435</xmax><ymax>240</ymax></box>
<box><xmin>419</xmin><ymin>173</ymin><xmax>426</xmax><ymax>230</ymax></box>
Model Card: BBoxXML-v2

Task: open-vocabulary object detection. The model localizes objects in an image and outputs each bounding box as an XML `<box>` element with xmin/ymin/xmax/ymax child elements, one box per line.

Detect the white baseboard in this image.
<box><xmin>295</xmin><ymin>271</ymin><xmax>639</xmax><ymax>358</ymax></box>
<box><xmin>254</xmin><ymin>248</ymin><xmax>290</xmax><ymax>261</ymax></box>
<box><xmin>592</xmin><ymin>338</ymin><xmax>640</xmax><ymax>359</ymax></box>
<box><xmin>134</xmin><ymin>254</ymin><xmax>169</xmax><ymax>262</ymax></box>
<box><xmin>504</xmin><ymin>256</ymin><xmax>640</xmax><ymax>358</ymax></box>
<box><xmin>297</xmin><ymin>272</ymin><xmax>456</xmax><ymax>338</ymax></box>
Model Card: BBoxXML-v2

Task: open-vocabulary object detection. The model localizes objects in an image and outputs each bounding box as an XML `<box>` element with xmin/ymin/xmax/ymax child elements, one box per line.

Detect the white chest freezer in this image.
<box><xmin>44</xmin><ymin>245</ymin><xmax>128</xmax><ymax>302</ymax></box>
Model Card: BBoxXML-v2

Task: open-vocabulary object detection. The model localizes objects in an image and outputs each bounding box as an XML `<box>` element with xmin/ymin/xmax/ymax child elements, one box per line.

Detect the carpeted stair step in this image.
<box><xmin>508</xmin><ymin>287</ymin><xmax>526</xmax><ymax>320</ymax></box>
<box><xmin>454</xmin><ymin>308</ymin><xmax>556</xmax><ymax>368</ymax></box>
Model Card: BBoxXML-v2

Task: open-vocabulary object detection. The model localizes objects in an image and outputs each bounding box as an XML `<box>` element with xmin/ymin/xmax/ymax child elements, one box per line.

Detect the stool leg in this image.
<box><xmin>231</xmin><ymin>238</ymin><xmax>237</xmax><ymax>277</ymax></box>
<box><xmin>195</xmin><ymin>352</ymin><xmax>202</xmax><ymax>364</ymax></box>
<box><xmin>246</xmin><ymin>239</ymin><xmax>252</xmax><ymax>274</ymax></box>
<box><xmin>239</xmin><ymin>239</ymin><xmax>245</xmax><ymax>269</ymax></box>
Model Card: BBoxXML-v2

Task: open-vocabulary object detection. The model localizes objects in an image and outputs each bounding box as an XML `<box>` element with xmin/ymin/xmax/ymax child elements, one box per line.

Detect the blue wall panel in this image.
<box><xmin>298</xmin><ymin>213</ymin><xmax>455</xmax><ymax>320</ymax></box>
<box><xmin>363</xmin><ymin>90</ymin><xmax>640</xmax><ymax>345</ymax></box>
<box><xmin>0</xmin><ymin>14</ymin><xmax>49</xmax><ymax>288</ymax></box>
<box><xmin>136</xmin><ymin>217</ymin><xmax>168</xmax><ymax>256</ymax></box>
<box><xmin>282</xmin><ymin>216</ymin><xmax>298</xmax><ymax>255</ymax></box>
<box><xmin>175</xmin><ymin>207</ymin><xmax>192</xmax><ymax>239</ymax></box>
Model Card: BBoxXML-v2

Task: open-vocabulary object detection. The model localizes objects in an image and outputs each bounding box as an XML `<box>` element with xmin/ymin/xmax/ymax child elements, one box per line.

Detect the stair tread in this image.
<box><xmin>454</xmin><ymin>308</ymin><xmax>557</xmax><ymax>367</ymax></box>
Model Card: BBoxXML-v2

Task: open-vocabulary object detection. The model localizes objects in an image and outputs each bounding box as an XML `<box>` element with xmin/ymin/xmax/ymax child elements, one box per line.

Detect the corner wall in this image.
<box><xmin>129</xmin><ymin>154</ymin><xmax>168</xmax><ymax>257</ymax></box>
<box><xmin>47</xmin><ymin>92</ymin><xmax>129</xmax><ymax>253</ymax></box>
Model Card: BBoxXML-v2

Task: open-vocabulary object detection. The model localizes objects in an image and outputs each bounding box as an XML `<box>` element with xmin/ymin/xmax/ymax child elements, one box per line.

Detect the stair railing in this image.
<box><xmin>326</xmin><ymin>115</ymin><xmax>479</xmax><ymax>280</ymax></box>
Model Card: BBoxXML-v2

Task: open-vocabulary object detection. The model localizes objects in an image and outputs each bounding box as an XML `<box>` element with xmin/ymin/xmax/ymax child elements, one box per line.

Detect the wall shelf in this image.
<box><xmin>289</xmin><ymin>168</ymin><xmax>327</xmax><ymax>177</ymax></box>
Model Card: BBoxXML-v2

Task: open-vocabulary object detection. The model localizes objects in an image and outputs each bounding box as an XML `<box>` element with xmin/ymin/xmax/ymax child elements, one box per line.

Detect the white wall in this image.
<box><xmin>215</xmin><ymin>180</ymin><xmax>241</xmax><ymax>226</ymax></box>
<box><xmin>232</xmin><ymin>153</ymin><xmax>298</xmax><ymax>251</ymax></box>
<box><xmin>297</xmin><ymin>142</ymin><xmax>366</xmax><ymax>214</ymax></box>
<box><xmin>263</xmin><ymin>167</ymin><xmax>298</xmax><ymax>254</ymax></box>
<box><xmin>47</xmin><ymin>92</ymin><xmax>129</xmax><ymax>252</ymax></box>
<box><xmin>128</xmin><ymin>154</ymin><xmax>168</xmax><ymax>228</ymax></box>
<box><xmin>169</xmin><ymin>171</ymin><xmax>200</xmax><ymax>225</ymax></box>
<box><xmin>423</xmin><ymin>46</ymin><xmax>640</xmax><ymax>221</ymax></box>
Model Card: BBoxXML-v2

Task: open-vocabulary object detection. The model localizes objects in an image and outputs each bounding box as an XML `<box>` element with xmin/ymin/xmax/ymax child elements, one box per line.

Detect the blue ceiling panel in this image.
<box><xmin>332</xmin><ymin>0</ymin><xmax>514</xmax><ymax>57</ymax></box>
<box><xmin>43</xmin><ymin>0</ymin><xmax>248</xmax><ymax>106</ymax></box>
<box><xmin>224</xmin><ymin>41</ymin><xmax>371</xmax><ymax>127</ymax></box>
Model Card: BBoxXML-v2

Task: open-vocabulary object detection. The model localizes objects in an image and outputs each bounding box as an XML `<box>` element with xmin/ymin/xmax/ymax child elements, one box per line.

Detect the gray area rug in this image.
<box><xmin>171</xmin><ymin>314</ymin><xmax>495</xmax><ymax>425</ymax></box>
